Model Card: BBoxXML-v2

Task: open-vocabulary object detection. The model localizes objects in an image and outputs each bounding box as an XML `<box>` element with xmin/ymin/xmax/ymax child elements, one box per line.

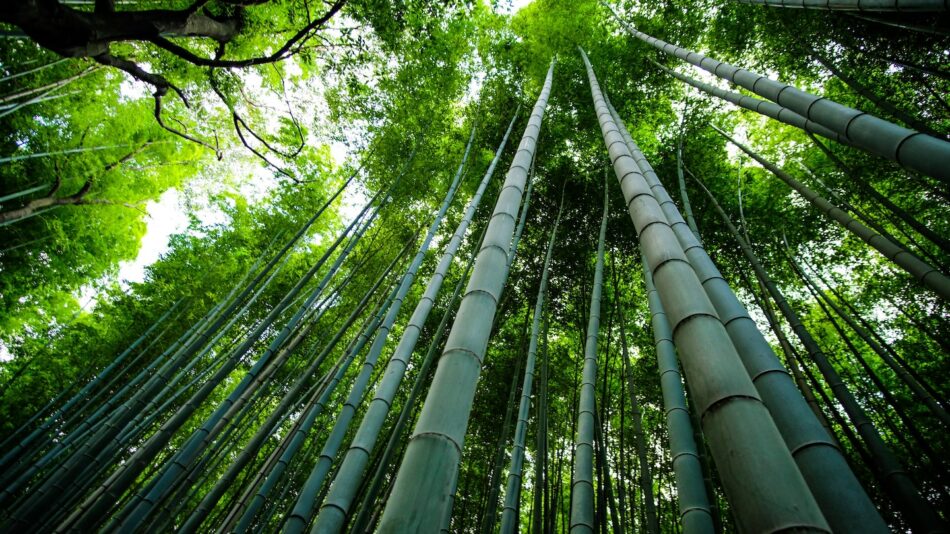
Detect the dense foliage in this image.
<box><xmin>0</xmin><ymin>0</ymin><xmax>947</xmax><ymax>532</ymax></box>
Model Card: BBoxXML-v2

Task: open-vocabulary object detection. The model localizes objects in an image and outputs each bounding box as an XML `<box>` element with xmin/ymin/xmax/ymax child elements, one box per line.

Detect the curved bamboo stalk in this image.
<box><xmin>568</xmin><ymin>170</ymin><xmax>609</xmax><ymax>534</ymax></box>
<box><xmin>694</xmin><ymin>175</ymin><xmax>946</xmax><ymax>532</ymax></box>
<box><xmin>376</xmin><ymin>60</ymin><xmax>555</xmax><ymax>532</ymax></box>
<box><xmin>582</xmin><ymin>47</ymin><xmax>829</xmax><ymax>533</ymax></box>
<box><xmin>605</xmin><ymin>4</ymin><xmax>950</xmax><ymax>182</ymax></box>
<box><xmin>311</xmin><ymin>109</ymin><xmax>520</xmax><ymax>534</ymax></box>
<box><xmin>499</xmin><ymin>188</ymin><xmax>565</xmax><ymax>534</ymax></box>
<box><xmin>714</xmin><ymin>125</ymin><xmax>950</xmax><ymax>301</ymax></box>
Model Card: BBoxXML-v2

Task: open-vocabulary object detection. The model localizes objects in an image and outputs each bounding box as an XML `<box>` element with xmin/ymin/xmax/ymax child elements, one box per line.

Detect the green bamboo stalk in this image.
<box><xmin>734</xmin><ymin>0</ymin><xmax>948</xmax><ymax>13</ymax></box>
<box><xmin>479</xmin><ymin>310</ymin><xmax>530</xmax><ymax>534</ymax></box>
<box><xmin>312</xmin><ymin>110</ymin><xmax>520</xmax><ymax>534</ymax></box>
<box><xmin>605</xmin><ymin>4</ymin><xmax>950</xmax><ymax>182</ymax></box>
<box><xmin>499</xmin><ymin>189</ymin><xmax>565</xmax><ymax>534</ymax></box>
<box><xmin>694</xmin><ymin>175</ymin><xmax>946</xmax><ymax>532</ymax></box>
<box><xmin>569</xmin><ymin>169</ymin><xmax>609</xmax><ymax>534</ymax></box>
<box><xmin>608</xmin><ymin>102</ymin><xmax>880</xmax><ymax>531</ymax></box>
<box><xmin>582</xmin><ymin>47</ymin><xmax>829</xmax><ymax>533</ymax></box>
<box><xmin>676</xmin><ymin>131</ymin><xmax>702</xmax><ymax>243</ymax></box>
<box><xmin>654</xmin><ymin>62</ymin><xmax>849</xmax><ymax>145</ymax></box>
<box><xmin>807</xmin><ymin>133</ymin><xmax>950</xmax><ymax>256</ymax></box>
<box><xmin>350</xmin><ymin>227</ymin><xmax>485</xmax><ymax>534</ymax></box>
<box><xmin>795</xmin><ymin>257</ymin><xmax>950</xmax><ymax>429</ymax></box>
<box><xmin>641</xmin><ymin>260</ymin><xmax>715</xmax><ymax>534</ymax></box>
<box><xmin>231</xmin><ymin>277</ymin><xmax>403</xmax><ymax>532</ymax></box>
<box><xmin>376</xmin><ymin>60</ymin><xmax>555</xmax><ymax>532</ymax></box>
<box><xmin>176</xmin><ymin>238</ymin><xmax>411</xmax><ymax>532</ymax></box>
<box><xmin>714</xmin><ymin>125</ymin><xmax>950</xmax><ymax>301</ymax></box>
<box><xmin>37</xmin><ymin>174</ymin><xmax>392</xmax><ymax>532</ymax></box>
<box><xmin>283</xmin><ymin>130</ymin><xmax>476</xmax><ymax>534</ymax></box>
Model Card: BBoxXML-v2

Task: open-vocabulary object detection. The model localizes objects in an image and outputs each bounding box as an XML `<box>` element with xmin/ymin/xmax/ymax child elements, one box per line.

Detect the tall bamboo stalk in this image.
<box><xmin>283</xmin><ymin>137</ymin><xmax>473</xmax><ymax>533</ymax></box>
<box><xmin>605</xmin><ymin>4</ymin><xmax>950</xmax><ymax>182</ymax></box>
<box><xmin>734</xmin><ymin>0</ymin><xmax>948</xmax><ymax>12</ymax></box>
<box><xmin>499</xmin><ymin>189</ymin><xmax>565</xmax><ymax>534</ymax></box>
<box><xmin>377</xmin><ymin>60</ymin><xmax>555</xmax><ymax>532</ymax></box>
<box><xmin>607</xmin><ymin>102</ymin><xmax>881</xmax><ymax>531</ymax></box>
<box><xmin>313</xmin><ymin>109</ymin><xmax>520</xmax><ymax>534</ymax></box>
<box><xmin>714</xmin><ymin>125</ymin><xmax>950</xmax><ymax>301</ymax></box>
<box><xmin>641</xmin><ymin>260</ymin><xmax>715</xmax><ymax>534</ymax></box>
<box><xmin>582</xmin><ymin>47</ymin><xmax>829</xmax><ymax>533</ymax></box>
<box><xmin>694</xmin><ymin>175</ymin><xmax>946</xmax><ymax>532</ymax></box>
<box><xmin>568</xmin><ymin>168</ymin><xmax>609</xmax><ymax>534</ymax></box>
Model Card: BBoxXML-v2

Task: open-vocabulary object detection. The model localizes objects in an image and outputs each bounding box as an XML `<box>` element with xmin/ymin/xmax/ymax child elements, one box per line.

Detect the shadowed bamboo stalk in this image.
<box><xmin>312</xmin><ymin>109</ymin><xmax>520</xmax><ymax>534</ymax></box>
<box><xmin>499</xmin><ymin>188</ymin><xmax>565</xmax><ymax>534</ymax></box>
<box><xmin>693</xmin><ymin>174</ymin><xmax>946</xmax><ymax>532</ymax></box>
<box><xmin>376</xmin><ymin>59</ymin><xmax>555</xmax><ymax>532</ymax></box>
<box><xmin>176</xmin><ymin>237</ymin><xmax>412</xmax><ymax>532</ymax></box>
<box><xmin>794</xmin><ymin>256</ymin><xmax>950</xmax><ymax>430</ymax></box>
<box><xmin>607</xmin><ymin>102</ymin><xmax>882</xmax><ymax>532</ymax></box>
<box><xmin>582</xmin><ymin>47</ymin><xmax>829</xmax><ymax>533</ymax></box>
<box><xmin>714</xmin><ymin>125</ymin><xmax>950</xmax><ymax>302</ymax></box>
<box><xmin>642</xmin><ymin>260</ymin><xmax>715</xmax><ymax>534</ymax></box>
<box><xmin>569</xmin><ymin>169</ymin><xmax>609</xmax><ymax>534</ymax></box>
<box><xmin>605</xmin><ymin>3</ymin><xmax>950</xmax><ymax>182</ymax></box>
<box><xmin>43</xmin><ymin>172</ymin><xmax>394</xmax><ymax>532</ymax></box>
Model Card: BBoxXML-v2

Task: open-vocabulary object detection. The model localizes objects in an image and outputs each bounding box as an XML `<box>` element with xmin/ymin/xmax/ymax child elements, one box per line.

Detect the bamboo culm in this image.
<box><xmin>350</xmin><ymin>224</ymin><xmax>485</xmax><ymax>534</ymax></box>
<box><xmin>498</xmin><ymin>189</ymin><xmax>565</xmax><ymax>534</ymax></box>
<box><xmin>376</xmin><ymin>59</ymin><xmax>555</xmax><ymax>532</ymax></box>
<box><xmin>714</xmin><ymin>125</ymin><xmax>950</xmax><ymax>301</ymax></box>
<box><xmin>36</xmin><ymin>171</ymin><xmax>391</xmax><ymax>532</ymax></box>
<box><xmin>582</xmin><ymin>48</ymin><xmax>829</xmax><ymax>533</ymax></box>
<box><xmin>569</xmin><ymin>169</ymin><xmax>609</xmax><ymax>534</ymax></box>
<box><xmin>642</xmin><ymin>260</ymin><xmax>714</xmax><ymax>534</ymax></box>
<box><xmin>313</xmin><ymin>111</ymin><xmax>520</xmax><ymax>534</ymax></box>
<box><xmin>282</xmin><ymin>122</ymin><xmax>475</xmax><ymax>534</ymax></box>
<box><xmin>694</xmin><ymin>175</ymin><xmax>946</xmax><ymax>532</ymax></box>
<box><xmin>607</xmin><ymin>101</ymin><xmax>882</xmax><ymax>531</ymax></box>
<box><xmin>177</xmin><ymin>237</ymin><xmax>413</xmax><ymax>532</ymax></box>
<box><xmin>605</xmin><ymin>4</ymin><xmax>950</xmax><ymax>182</ymax></box>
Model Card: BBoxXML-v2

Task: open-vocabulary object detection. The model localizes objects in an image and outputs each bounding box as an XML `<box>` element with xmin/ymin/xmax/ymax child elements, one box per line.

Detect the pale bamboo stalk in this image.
<box><xmin>499</xmin><ymin>189</ymin><xmax>565</xmax><ymax>534</ymax></box>
<box><xmin>376</xmin><ymin>61</ymin><xmax>555</xmax><ymax>532</ymax></box>
<box><xmin>582</xmin><ymin>47</ymin><xmax>829</xmax><ymax>533</ymax></box>
<box><xmin>605</xmin><ymin>4</ymin><xmax>950</xmax><ymax>182</ymax></box>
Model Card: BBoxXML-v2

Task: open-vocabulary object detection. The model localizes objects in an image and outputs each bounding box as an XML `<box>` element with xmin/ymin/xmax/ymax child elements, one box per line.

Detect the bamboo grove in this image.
<box><xmin>0</xmin><ymin>0</ymin><xmax>948</xmax><ymax>532</ymax></box>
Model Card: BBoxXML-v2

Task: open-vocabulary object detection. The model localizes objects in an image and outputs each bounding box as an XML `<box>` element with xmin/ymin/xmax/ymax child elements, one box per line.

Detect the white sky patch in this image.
<box><xmin>118</xmin><ymin>188</ymin><xmax>190</xmax><ymax>284</ymax></box>
<box><xmin>496</xmin><ymin>0</ymin><xmax>533</xmax><ymax>14</ymax></box>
